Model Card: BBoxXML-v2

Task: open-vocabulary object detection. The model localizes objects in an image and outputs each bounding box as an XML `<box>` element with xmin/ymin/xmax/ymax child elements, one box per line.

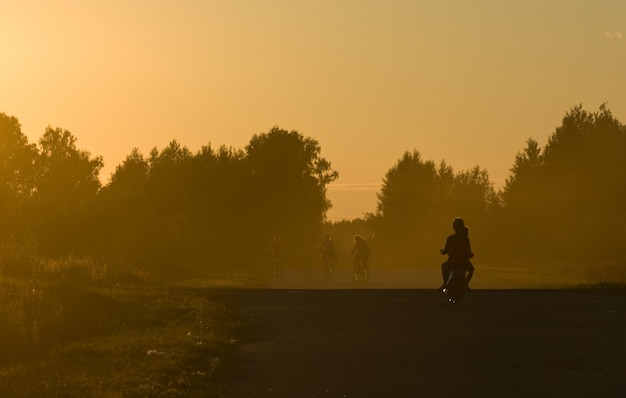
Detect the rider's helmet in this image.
<box><xmin>452</xmin><ymin>217</ymin><xmax>465</xmax><ymax>231</ymax></box>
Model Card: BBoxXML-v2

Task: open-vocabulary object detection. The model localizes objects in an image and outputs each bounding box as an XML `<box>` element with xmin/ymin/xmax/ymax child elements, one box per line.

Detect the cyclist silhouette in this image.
<box><xmin>320</xmin><ymin>233</ymin><xmax>337</xmax><ymax>281</ymax></box>
<box><xmin>350</xmin><ymin>234</ymin><xmax>370</xmax><ymax>281</ymax></box>
<box><xmin>270</xmin><ymin>235</ymin><xmax>283</xmax><ymax>278</ymax></box>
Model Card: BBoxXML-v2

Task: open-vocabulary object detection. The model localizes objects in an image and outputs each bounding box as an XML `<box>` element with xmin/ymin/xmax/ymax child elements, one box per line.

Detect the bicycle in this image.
<box><xmin>271</xmin><ymin>254</ymin><xmax>283</xmax><ymax>279</ymax></box>
<box><xmin>323</xmin><ymin>255</ymin><xmax>336</xmax><ymax>282</ymax></box>
<box><xmin>352</xmin><ymin>260</ymin><xmax>369</xmax><ymax>282</ymax></box>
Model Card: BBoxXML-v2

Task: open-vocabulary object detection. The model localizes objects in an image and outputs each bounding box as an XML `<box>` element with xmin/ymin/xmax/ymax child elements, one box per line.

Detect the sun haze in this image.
<box><xmin>2</xmin><ymin>0</ymin><xmax>625</xmax><ymax>220</ymax></box>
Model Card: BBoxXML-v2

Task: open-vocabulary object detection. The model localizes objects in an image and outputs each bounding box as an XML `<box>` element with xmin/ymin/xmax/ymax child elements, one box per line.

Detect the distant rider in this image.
<box><xmin>320</xmin><ymin>233</ymin><xmax>337</xmax><ymax>265</ymax></box>
<box><xmin>439</xmin><ymin>218</ymin><xmax>474</xmax><ymax>291</ymax></box>
<box><xmin>270</xmin><ymin>235</ymin><xmax>283</xmax><ymax>277</ymax></box>
<box><xmin>350</xmin><ymin>234</ymin><xmax>370</xmax><ymax>274</ymax></box>
<box><xmin>320</xmin><ymin>233</ymin><xmax>337</xmax><ymax>280</ymax></box>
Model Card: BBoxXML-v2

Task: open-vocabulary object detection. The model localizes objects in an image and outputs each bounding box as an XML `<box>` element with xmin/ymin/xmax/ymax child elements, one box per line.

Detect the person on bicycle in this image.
<box><xmin>320</xmin><ymin>233</ymin><xmax>337</xmax><ymax>280</ymax></box>
<box><xmin>320</xmin><ymin>233</ymin><xmax>337</xmax><ymax>265</ymax></box>
<box><xmin>439</xmin><ymin>217</ymin><xmax>474</xmax><ymax>291</ymax></box>
<box><xmin>270</xmin><ymin>235</ymin><xmax>283</xmax><ymax>277</ymax></box>
<box><xmin>350</xmin><ymin>234</ymin><xmax>370</xmax><ymax>274</ymax></box>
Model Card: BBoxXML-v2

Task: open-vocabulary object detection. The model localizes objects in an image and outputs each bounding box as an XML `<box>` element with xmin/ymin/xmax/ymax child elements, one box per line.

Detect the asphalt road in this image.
<box><xmin>216</xmin><ymin>287</ymin><xmax>626</xmax><ymax>398</ymax></box>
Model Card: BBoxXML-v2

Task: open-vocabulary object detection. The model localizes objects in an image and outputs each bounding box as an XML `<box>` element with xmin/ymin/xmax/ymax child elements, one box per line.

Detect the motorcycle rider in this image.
<box><xmin>439</xmin><ymin>217</ymin><xmax>474</xmax><ymax>291</ymax></box>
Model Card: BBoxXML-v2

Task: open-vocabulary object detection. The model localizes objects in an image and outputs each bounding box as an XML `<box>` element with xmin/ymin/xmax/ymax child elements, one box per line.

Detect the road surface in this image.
<box><xmin>215</xmin><ymin>287</ymin><xmax>626</xmax><ymax>397</ymax></box>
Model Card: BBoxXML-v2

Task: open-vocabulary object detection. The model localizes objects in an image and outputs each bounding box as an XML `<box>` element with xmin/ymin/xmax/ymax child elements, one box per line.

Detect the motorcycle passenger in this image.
<box><xmin>439</xmin><ymin>217</ymin><xmax>474</xmax><ymax>291</ymax></box>
<box><xmin>350</xmin><ymin>234</ymin><xmax>370</xmax><ymax>274</ymax></box>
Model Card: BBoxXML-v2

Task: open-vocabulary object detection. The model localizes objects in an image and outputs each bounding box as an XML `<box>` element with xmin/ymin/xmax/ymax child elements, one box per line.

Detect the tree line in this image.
<box><xmin>1</xmin><ymin>104</ymin><xmax>625</xmax><ymax>278</ymax></box>
<box><xmin>369</xmin><ymin>104</ymin><xmax>626</xmax><ymax>271</ymax></box>
<box><xmin>1</xmin><ymin>122</ymin><xmax>337</xmax><ymax>276</ymax></box>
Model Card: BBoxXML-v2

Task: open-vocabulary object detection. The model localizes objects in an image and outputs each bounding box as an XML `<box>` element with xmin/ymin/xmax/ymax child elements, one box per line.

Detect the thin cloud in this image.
<box><xmin>327</xmin><ymin>183</ymin><xmax>381</xmax><ymax>192</ymax></box>
<box><xmin>604</xmin><ymin>31</ymin><xmax>623</xmax><ymax>39</ymax></box>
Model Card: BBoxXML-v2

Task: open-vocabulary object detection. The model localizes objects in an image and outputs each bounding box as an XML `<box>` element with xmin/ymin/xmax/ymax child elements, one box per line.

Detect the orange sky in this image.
<box><xmin>2</xmin><ymin>1</ymin><xmax>625</xmax><ymax>219</ymax></box>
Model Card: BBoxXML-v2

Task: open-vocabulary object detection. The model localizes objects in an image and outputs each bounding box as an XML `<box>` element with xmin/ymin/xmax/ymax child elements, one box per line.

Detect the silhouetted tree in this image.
<box><xmin>444</xmin><ymin>166</ymin><xmax>497</xmax><ymax>227</ymax></box>
<box><xmin>98</xmin><ymin>148</ymin><xmax>151</xmax><ymax>266</ymax></box>
<box><xmin>0</xmin><ymin>113</ymin><xmax>37</xmax><ymax>238</ymax></box>
<box><xmin>499</xmin><ymin>138</ymin><xmax>546</xmax><ymax>257</ymax></box>
<box><xmin>142</xmin><ymin>141</ymin><xmax>196</xmax><ymax>271</ymax></box>
<box><xmin>191</xmin><ymin>145</ymin><xmax>251</xmax><ymax>268</ymax></box>
<box><xmin>501</xmin><ymin>104</ymin><xmax>626</xmax><ymax>262</ymax></box>
<box><xmin>245</xmin><ymin>127</ymin><xmax>338</xmax><ymax>266</ymax></box>
<box><xmin>33</xmin><ymin>127</ymin><xmax>103</xmax><ymax>255</ymax></box>
<box><xmin>7</xmin><ymin>103</ymin><xmax>626</xmax><ymax>278</ymax></box>
<box><xmin>99</xmin><ymin>129</ymin><xmax>338</xmax><ymax>274</ymax></box>
<box><xmin>376</xmin><ymin>151</ymin><xmax>438</xmax><ymax>257</ymax></box>
<box><xmin>502</xmin><ymin>138</ymin><xmax>543</xmax><ymax>205</ymax></box>
<box><xmin>375</xmin><ymin>150</ymin><xmax>496</xmax><ymax>267</ymax></box>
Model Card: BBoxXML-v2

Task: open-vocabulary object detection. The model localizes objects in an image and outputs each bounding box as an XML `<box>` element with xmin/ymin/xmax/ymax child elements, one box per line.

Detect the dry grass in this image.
<box><xmin>473</xmin><ymin>260</ymin><xmax>626</xmax><ymax>289</ymax></box>
<box><xmin>0</xmin><ymin>255</ymin><xmax>243</xmax><ymax>397</ymax></box>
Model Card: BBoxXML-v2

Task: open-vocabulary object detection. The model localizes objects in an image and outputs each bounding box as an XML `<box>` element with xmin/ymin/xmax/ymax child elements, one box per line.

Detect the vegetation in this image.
<box><xmin>1</xmin><ymin>122</ymin><xmax>338</xmax><ymax>276</ymax></box>
<box><xmin>369</xmin><ymin>104</ymin><xmax>626</xmax><ymax>277</ymax></box>
<box><xmin>0</xmin><ymin>256</ymin><xmax>242</xmax><ymax>397</ymax></box>
<box><xmin>2</xmin><ymin>104</ymin><xmax>626</xmax><ymax>280</ymax></box>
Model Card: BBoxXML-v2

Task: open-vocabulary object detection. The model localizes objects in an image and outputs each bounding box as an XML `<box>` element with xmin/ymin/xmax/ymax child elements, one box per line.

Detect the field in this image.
<box><xmin>0</xmin><ymin>260</ymin><xmax>625</xmax><ymax>397</ymax></box>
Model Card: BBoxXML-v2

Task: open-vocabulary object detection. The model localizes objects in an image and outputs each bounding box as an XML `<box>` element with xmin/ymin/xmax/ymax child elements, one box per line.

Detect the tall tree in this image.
<box><xmin>374</xmin><ymin>150</ymin><xmax>442</xmax><ymax>266</ymax></box>
<box><xmin>99</xmin><ymin>148</ymin><xmax>150</xmax><ymax>265</ymax></box>
<box><xmin>447</xmin><ymin>166</ymin><xmax>497</xmax><ymax>226</ymax></box>
<box><xmin>0</xmin><ymin>113</ymin><xmax>37</xmax><ymax>237</ymax></box>
<box><xmin>192</xmin><ymin>145</ymin><xmax>250</xmax><ymax>268</ymax></box>
<box><xmin>34</xmin><ymin>127</ymin><xmax>103</xmax><ymax>255</ymax></box>
<box><xmin>542</xmin><ymin>105</ymin><xmax>626</xmax><ymax>259</ymax></box>
<box><xmin>245</xmin><ymin>127</ymin><xmax>338</xmax><ymax>265</ymax></box>
<box><xmin>143</xmin><ymin>141</ymin><xmax>196</xmax><ymax>271</ymax></box>
<box><xmin>499</xmin><ymin>138</ymin><xmax>546</xmax><ymax>257</ymax></box>
<box><xmin>502</xmin><ymin>138</ymin><xmax>543</xmax><ymax>205</ymax></box>
<box><xmin>376</xmin><ymin>150</ymin><xmax>438</xmax><ymax>236</ymax></box>
<box><xmin>375</xmin><ymin>150</ymin><xmax>496</xmax><ymax>267</ymax></box>
<box><xmin>501</xmin><ymin>104</ymin><xmax>626</xmax><ymax>261</ymax></box>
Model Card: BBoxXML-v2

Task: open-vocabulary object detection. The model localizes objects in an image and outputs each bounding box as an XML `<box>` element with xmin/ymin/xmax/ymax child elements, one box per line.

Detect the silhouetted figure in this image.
<box><xmin>270</xmin><ymin>235</ymin><xmax>283</xmax><ymax>278</ymax></box>
<box><xmin>439</xmin><ymin>218</ymin><xmax>475</xmax><ymax>291</ymax></box>
<box><xmin>320</xmin><ymin>233</ymin><xmax>337</xmax><ymax>281</ymax></box>
<box><xmin>320</xmin><ymin>233</ymin><xmax>337</xmax><ymax>263</ymax></box>
<box><xmin>350</xmin><ymin>234</ymin><xmax>370</xmax><ymax>281</ymax></box>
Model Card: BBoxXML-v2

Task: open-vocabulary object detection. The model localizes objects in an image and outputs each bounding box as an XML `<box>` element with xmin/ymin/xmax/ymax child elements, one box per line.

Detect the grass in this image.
<box><xmin>0</xmin><ymin>255</ymin><xmax>245</xmax><ymax>397</ymax></box>
<box><xmin>472</xmin><ymin>259</ymin><xmax>626</xmax><ymax>289</ymax></box>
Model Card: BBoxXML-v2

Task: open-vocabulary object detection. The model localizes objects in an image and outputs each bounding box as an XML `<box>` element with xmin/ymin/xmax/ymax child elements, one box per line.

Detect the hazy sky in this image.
<box><xmin>2</xmin><ymin>0</ymin><xmax>625</xmax><ymax>220</ymax></box>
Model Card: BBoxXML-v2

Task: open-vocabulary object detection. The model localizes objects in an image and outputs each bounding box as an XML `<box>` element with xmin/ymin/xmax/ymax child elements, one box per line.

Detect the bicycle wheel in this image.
<box><xmin>353</xmin><ymin>264</ymin><xmax>360</xmax><ymax>282</ymax></box>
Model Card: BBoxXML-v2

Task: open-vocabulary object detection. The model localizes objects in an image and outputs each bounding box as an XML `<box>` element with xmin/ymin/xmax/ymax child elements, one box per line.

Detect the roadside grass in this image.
<box><xmin>0</xmin><ymin>256</ymin><xmax>244</xmax><ymax>397</ymax></box>
<box><xmin>474</xmin><ymin>260</ymin><xmax>626</xmax><ymax>289</ymax></box>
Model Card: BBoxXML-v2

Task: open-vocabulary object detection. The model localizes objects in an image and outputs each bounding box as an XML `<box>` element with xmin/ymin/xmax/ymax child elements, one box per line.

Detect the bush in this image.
<box><xmin>0</xmin><ymin>236</ymin><xmax>39</xmax><ymax>278</ymax></box>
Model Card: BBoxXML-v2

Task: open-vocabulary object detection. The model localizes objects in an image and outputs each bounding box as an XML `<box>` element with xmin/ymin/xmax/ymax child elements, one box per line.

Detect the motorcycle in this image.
<box><xmin>443</xmin><ymin>267</ymin><xmax>467</xmax><ymax>304</ymax></box>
